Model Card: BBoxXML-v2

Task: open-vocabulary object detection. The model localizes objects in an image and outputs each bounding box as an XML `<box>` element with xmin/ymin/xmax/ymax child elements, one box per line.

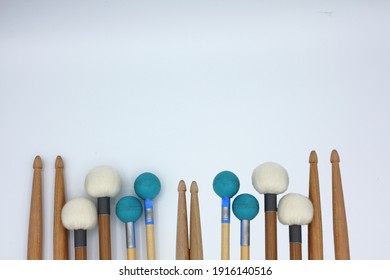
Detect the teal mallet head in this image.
<box><xmin>232</xmin><ymin>193</ymin><xmax>259</xmax><ymax>221</ymax></box>
<box><xmin>115</xmin><ymin>196</ymin><xmax>143</xmax><ymax>223</ymax></box>
<box><xmin>213</xmin><ymin>171</ymin><xmax>240</xmax><ymax>198</ymax></box>
<box><xmin>134</xmin><ymin>172</ymin><xmax>161</xmax><ymax>200</ymax></box>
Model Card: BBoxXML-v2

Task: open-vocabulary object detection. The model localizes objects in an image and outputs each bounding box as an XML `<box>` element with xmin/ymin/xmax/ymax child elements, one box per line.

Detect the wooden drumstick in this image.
<box><xmin>53</xmin><ymin>156</ymin><xmax>68</xmax><ymax>260</ymax></box>
<box><xmin>278</xmin><ymin>193</ymin><xmax>314</xmax><ymax>260</ymax></box>
<box><xmin>85</xmin><ymin>166</ymin><xmax>121</xmax><ymax>260</ymax></box>
<box><xmin>176</xmin><ymin>180</ymin><xmax>189</xmax><ymax>260</ymax></box>
<box><xmin>308</xmin><ymin>151</ymin><xmax>323</xmax><ymax>260</ymax></box>
<box><xmin>27</xmin><ymin>156</ymin><xmax>43</xmax><ymax>260</ymax></box>
<box><xmin>190</xmin><ymin>181</ymin><xmax>203</xmax><ymax>260</ymax></box>
<box><xmin>61</xmin><ymin>197</ymin><xmax>97</xmax><ymax>260</ymax></box>
<box><xmin>213</xmin><ymin>171</ymin><xmax>240</xmax><ymax>260</ymax></box>
<box><xmin>252</xmin><ymin>162</ymin><xmax>289</xmax><ymax>260</ymax></box>
<box><xmin>232</xmin><ymin>194</ymin><xmax>259</xmax><ymax>260</ymax></box>
<box><xmin>134</xmin><ymin>172</ymin><xmax>161</xmax><ymax>260</ymax></box>
<box><xmin>115</xmin><ymin>196</ymin><xmax>143</xmax><ymax>260</ymax></box>
<box><xmin>331</xmin><ymin>149</ymin><xmax>350</xmax><ymax>260</ymax></box>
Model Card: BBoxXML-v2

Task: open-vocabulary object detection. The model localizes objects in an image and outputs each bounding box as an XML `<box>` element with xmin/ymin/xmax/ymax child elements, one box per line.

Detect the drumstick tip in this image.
<box><xmin>33</xmin><ymin>156</ymin><xmax>42</xmax><ymax>169</ymax></box>
<box><xmin>55</xmin><ymin>156</ymin><xmax>64</xmax><ymax>169</ymax></box>
<box><xmin>190</xmin><ymin>181</ymin><xmax>198</xmax><ymax>193</ymax></box>
<box><xmin>178</xmin><ymin>180</ymin><xmax>186</xmax><ymax>192</ymax></box>
<box><xmin>309</xmin><ymin>151</ymin><xmax>318</xmax><ymax>163</ymax></box>
<box><xmin>331</xmin><ymin>149</ymin><xmax>340</xmax><ymax>163</ymax></box>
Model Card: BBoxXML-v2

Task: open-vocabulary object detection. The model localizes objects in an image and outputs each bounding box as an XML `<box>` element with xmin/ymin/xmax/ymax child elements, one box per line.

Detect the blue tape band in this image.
<box><xmin>221</xmin><ymin>197</ymin><xmax>230</xmax><ymax>223</ymax></box>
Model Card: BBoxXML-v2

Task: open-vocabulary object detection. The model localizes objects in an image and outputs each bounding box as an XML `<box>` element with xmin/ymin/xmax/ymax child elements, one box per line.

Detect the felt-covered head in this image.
<box><xmin>278</xmin><ymin>193</ymin><xmax>314</xmax><ymax>226</ymax></box>
<box><xmin>61</xmin><ymin>197</ymin><xmax>97</xmax><ymax>230</ymax></box>
<box><xmin>232</xmin><ymin>193</ymin><xmax>259</xmax><ymax>220</ymax></box>
<box><xmin>134</xmin><ymin>172</ymin><xmax>161</xmax><ymax>200</ymax></box>
<box><xmin>115</xmin><ymin>196</ymin><xmax>143</xmax><ymax>223</ymax></box>
<box><xmin>85</xmin><ymin>165</ymin><xmax>121</xmax><ymax>198</ymax></box>
<box><xmin>213</xmin><ymin>171</ymin><xmax>240</xmax><ymax>198</ymax></box>
<box><xmin>252</xmin><ymin>162</ymin><xmax>289</xmax><ymax>194</ymax></box>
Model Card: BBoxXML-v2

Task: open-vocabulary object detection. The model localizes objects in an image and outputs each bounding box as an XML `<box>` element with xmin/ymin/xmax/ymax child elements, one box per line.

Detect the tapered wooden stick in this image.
<box><xmin>308</xmin><ymin>151</ymin><xmax>323</xmax><ymax>260</ymax></box>
<box><xmin>53</xmin><ymin>156</ymin><xmax>68</xmax><ymax>260</ymax></box>
<box><xmin>176</xmin><ymin>180</ymin><xmax>189</xmax><ymax>260</ymax></box>
<box><xmin>27</xmin><ymin>156</ymin><xmax>43</xmax><ymax>260</ymax></box>
<box><xmin>190</xmin><ymin>181</ymin><xmax>203</xmax><ymax>260</ymax></box>
<box><xmin>331</xmin><ymin>149</ymin><xmax>350</xmax><ymax>260</ymax></box>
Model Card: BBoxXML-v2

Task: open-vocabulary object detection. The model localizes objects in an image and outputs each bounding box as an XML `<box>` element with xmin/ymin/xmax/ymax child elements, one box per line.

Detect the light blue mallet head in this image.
<box><xmin>115</xmin><ymin>196</ymin><xmax>143</xmax><ymax>223</ymax></box>
<box><xmin>134</xmin><ymin>172</ymin><xmax>161</xmax><ymax>200</ymax></box>
<box><xmin>232</xmin><ymin>193</ymin><xmax>259</xmax><ymax>221</ymax></box>
<box><xmin>232</xmin><ymin>193</ymin><xmax>259</xmax><ymax>260</ymax></box>
<box><xmin>213</xmin><ymin>171</ymin><xmax>240</xmax><ymax>199</ymax></box>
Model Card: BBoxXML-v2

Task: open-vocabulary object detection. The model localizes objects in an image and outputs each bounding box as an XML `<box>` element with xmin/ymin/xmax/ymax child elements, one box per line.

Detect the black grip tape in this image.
<box><xmin>98</xmin><ymin>197</ymin><xmax>110</xmax><ymax>215</ymax></box>
<box><xmin>264</xmin><ymin>194</ymin><xmax>277</xmax><ymax>212</ymax></box>
<box><xmin>289</xmin><ymin>225</ymin><xmax>302</xmax><ymax>243</ymax></box>
<box><xmin>74</xmin><ymin>229</ymin><xmax>87</xmax><ymax>248</ymax></box>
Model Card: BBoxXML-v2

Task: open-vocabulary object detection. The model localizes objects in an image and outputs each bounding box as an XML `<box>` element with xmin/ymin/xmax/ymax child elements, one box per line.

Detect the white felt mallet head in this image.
<box><xmin>278</xmin><ymin>193</ymin><xmax>314</xmax><ymax>260</ymax></box>
<box><xmin>61</xmin><ymin>197</ymin><xmax>97</xmax><ymax>260</ymax></box>
<box><xmin>85</xmin><ymin>165</ymin><xmax>121</xmax><ymax>260</ymax></box>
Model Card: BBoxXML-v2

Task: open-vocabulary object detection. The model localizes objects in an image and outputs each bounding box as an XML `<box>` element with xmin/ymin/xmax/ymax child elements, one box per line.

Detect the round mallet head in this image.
<box><xmin>85</xmin><ymin>166</ymin><xmax>121</xmax><ymax>198</ymax></box>
<box><xmin>61</xmin><ymin>197</ymin><xmax>97</xmax><ymax>230</ymax></box>
<box><xmin>232</xmin><ymin>194</ymin><xmax>260</xmax><ymax>221</ymax></box>
<box><xmin>116</xmin><ymin>196</ymin><xmax>143</xmax><ymax>223</ymax></box>
<box><xmin>213</xmin><ymin>171</ymin><xmax>240</xmax><ymax>198</ymax></box>
<box><xmin>278</xmin><ymin>193</ymin><xmax>314</xmax><ymax>226</ymax></box>
<box><xmin>134</xmin><ymin>172</ymin><xmax>161</xmax><ymax>200</ymax></box>
<box><xmin>252</xmin><ymin>162</ymin><xmax>289</xmax><ymax>195</ymax></box>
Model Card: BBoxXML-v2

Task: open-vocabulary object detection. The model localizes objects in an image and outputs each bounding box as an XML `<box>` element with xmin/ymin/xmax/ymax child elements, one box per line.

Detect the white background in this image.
<box><xmin>1</xmin><ymin>0</ymin><xmax>389</xmax><ymax>260</ymax></box>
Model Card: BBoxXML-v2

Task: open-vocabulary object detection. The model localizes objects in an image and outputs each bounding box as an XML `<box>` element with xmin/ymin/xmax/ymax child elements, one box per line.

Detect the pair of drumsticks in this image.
<box><xmin>176</xmin><ymin>180</ymin><xmax>203</xmax><ymax>260</ymax></box>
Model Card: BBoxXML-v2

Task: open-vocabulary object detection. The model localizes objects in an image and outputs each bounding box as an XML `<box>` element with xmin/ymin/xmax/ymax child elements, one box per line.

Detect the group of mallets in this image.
<box><xmin>27</xmin><ymin>149</ymin><xmax>350</xmax><ymax>260</ymax></box>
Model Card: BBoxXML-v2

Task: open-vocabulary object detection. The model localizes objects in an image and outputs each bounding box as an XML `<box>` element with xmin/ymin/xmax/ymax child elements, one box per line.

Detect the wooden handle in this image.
<box><xmin>53</xmin><ymin>156</ymin><xmax>68</xmax><ymax>260</ymax></box>
<box><xmin>27</xmin><ymin>156</ymin><xmax>43</xmax><ymax>260</ymax></box>
<box><xmin>308</xmin><ymin>151</ymin><xmax>323</xmax><ymax>260</ymax></box>
<box><xmin>190</xmin><ymin>181</ymin><xmax>203</xmax><ymax>260</ymax></box>
<box><xmin>98</xmin><ymin>215</ymin><xmax>112</xmax><ymax>260</ymax></box>
<box><xmin>75</xmin><ymin>247</ymin><xmax>87</xmax><ymax>260</ymax></box>
<box><xmin>290</xmin><ymin>243</ymin><xmax>302</xmax><ymax>260</ymax></box>
<box><xmin>146</xmin><ymin>224</ymin><xmax>156</xmax><ymax>260</ymax></box>
<box><xmin>221</xmin><ymin>223</ymin><xmax>230</xmax><ymax>260</ymax></box>
<box><xmin>176</xmin><ymin>180</ymin><xmax>189</xmax><ymax>260</ymax></box>
<box><xmin>331</xmin><ymin>150</ymin><xmax>350</xmax><ymax>260</ymax></box>
<box><xmin>265</xmin><ymin>211</ymin><xmax>277</xmax><ymax>260</ymax></box>
<box><xmin>127</xmin><ymin>248</ymin><xmax>136</xmax><ymax>260</ymax></box>
<box><xmin>241</xmin><ymin>245</ymin><xmax>250</xmax><ymax>260</ymax></box>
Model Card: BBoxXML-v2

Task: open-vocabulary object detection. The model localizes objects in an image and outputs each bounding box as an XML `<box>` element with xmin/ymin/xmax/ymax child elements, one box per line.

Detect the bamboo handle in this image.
<box><xmin>53</xmin><ymin>156</ymin><xmax>68</xmax><ymax>260</ymax></box>
<box><xmin>241</xmin><ymin>245</ymin><xmax>250</xmax><ymax>260</ymax></box>
<box><xmin>127</xmin><ymin>248</ymin><xmax>136</xmax><ymax>260</ymax></box>
<box><xmin>75</xmin><ymin>247</ymin><xmax>87</xmax><ymax>260</ymax></box>
<box><xmin>98</xmin><ymin>215</ymin><xmax>112</xmax><ymax>260</ymax></box>
<box><xmin>176</xmin><ymin>180</ymin><xmax>189</xmax><ymax>260</ymax></box>
<box><xmin>308</xmin><ymin>151</ymin><xmax>323</xmax><ymax>260</ymax></box>
<box><xmin>146</xmin><ymin>224</ymin><xmax>156</xmax><ymax>260</ymax></box>
<box><xmin>265</xmin><ymin>211</ymin><xmax>277</xmax><ymax>260</ymax></box>
<box><xmin>331</xmin><ymin>150</ymin><xmax>350</xmax><ymax>260</ymax></box>
<box><xmin>27</xmin><ymin>156</ymin><xmax>43</xmax><ymax>260</ymax></box>
<box><xmin>290</xmin><ymin>243</ymin><xmax>302</xmax><ymax>260</ymax></box>
<box><xmin>190</xmin><ymin>181</ymin><xmax>203</xmax><ymax>260</ymax></box>
<box><xmin>221</xmin><ymin>223</ymin><xmax>230</xmax><ymax>260</ymax></box>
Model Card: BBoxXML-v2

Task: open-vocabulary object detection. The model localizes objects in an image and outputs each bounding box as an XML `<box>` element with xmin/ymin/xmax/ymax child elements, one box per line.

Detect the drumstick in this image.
<box><xmin>213</xmin><ymin>171</ymin><xmax>240</xmax><ymax>260</ymax></box>
<box><xmin>85</xmin><ymin>166</ymin><xmax>121</xmax><ymax>260</ymax></box>
<box><xmin>115</xmin><ymin>196</ymin><xmax>143</xmax><ymax>260</ymax></box>
<box><xmin>176</xmin><ymin>180</ymin><xmax>189</xmax><ymax>260</ymax></box>
<box><xmin>61</xmin><ymin>197</ymin><xmax>97</xmax><ymax>260</ymax></box>
<box><xmin>252</xmin><ymin>162</ymin><xmax>289</xmax><ymax>260</ymax></box>
<box><xmin>308</xmin><ymin>151</ymin><xmax>323</xmax><ymax>260</ymax></box>
<box><xmin>278</xmin><ymin>193</ymin><xmax>314</xmax><ymax>260</ymax></box>
<box><xmin>53</xmin><ymin>156</ymin><xmax>68</xmax><ymax>260</ymax></box>
<box><xmin>232</xmin><ymin>194</ymin><xmax>259</xmax><ymax>260</ymax></box>
<box><xmin>134</xmin><ymin>172</ymin><xmax>161</xmax><ymax>260</ymax></box>
<box><xmin>331</xmin><ymin>149</ymin><xmax>350</xmax><ymax>260</ymax></box>
<box><xmin>190</xmin><ymin>181</ymin><xmax>203</xmax><ymax>260</ymax></box>
<box><xmin>27</xmin><ymin>155</ymin><xmax>43</xmax><ymax>260</ymax></box>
